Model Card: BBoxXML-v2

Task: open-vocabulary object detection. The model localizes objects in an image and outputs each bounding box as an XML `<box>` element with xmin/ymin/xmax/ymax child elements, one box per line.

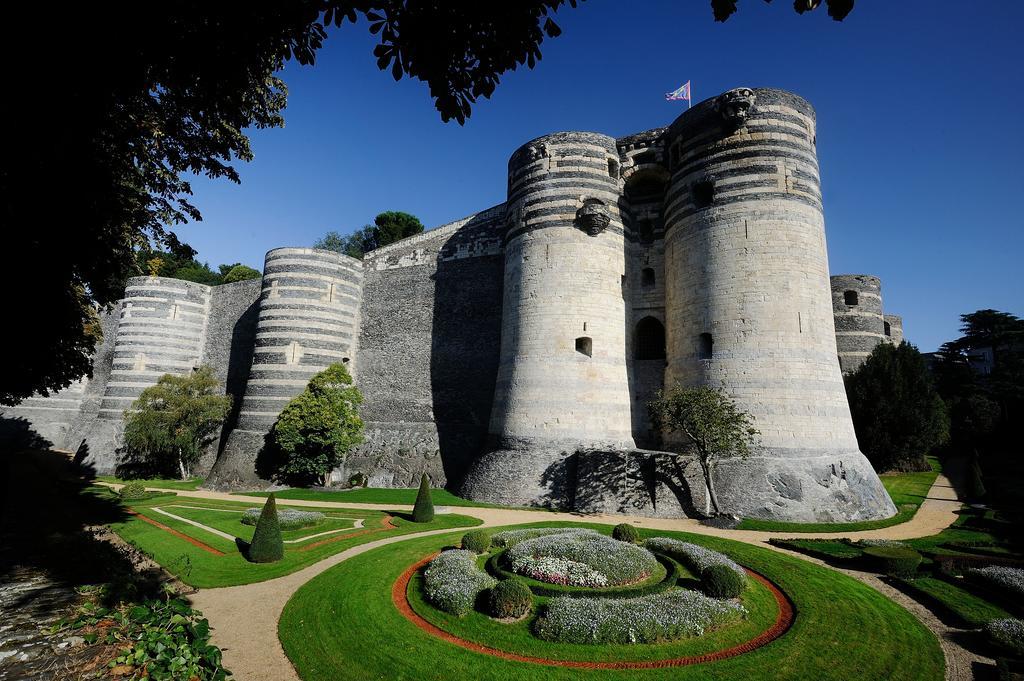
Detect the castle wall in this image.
<box><xmin>831</xmin><ymin>274</ymin><xmax>886</xmax><ymax>373</ymax></box>
<box><xmin>884</xmin><ymin>314</ymin><xmax>904</xmax><ymax>345</ymax></box>
<box><xmin>345</xmin><ymin>206</ymin><xmax>506</xmax><ymax>488</ymax></box>
<box><xmin>209</xmin><ymin>248</ymin><xmax>363</xmax><ymax>484</ymax></box>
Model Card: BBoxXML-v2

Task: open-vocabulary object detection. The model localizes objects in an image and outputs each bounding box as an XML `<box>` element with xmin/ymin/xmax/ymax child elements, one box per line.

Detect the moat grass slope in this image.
<box><xmin>96</xmin><ymin>475</ymin><xmax>204</xmax><ymax>490</ymax></box>
<box><xmin>279</xmin><ymin>522</ymin><xmax>944</xmax><ymax>681</ymax></box>
<box><xmin>105</xmin><ymin>490</ymin><xmax>480</xmax><ymax>588</ymax></box>
<box><xmin>737</xmin><ymin>456</ymin><xmax>941</xmax><ymax>533</ymax></box>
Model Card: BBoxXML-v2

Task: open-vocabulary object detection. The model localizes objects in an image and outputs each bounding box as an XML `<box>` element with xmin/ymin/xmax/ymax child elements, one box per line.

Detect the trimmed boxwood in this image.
<box><xmin>702</xmin><ymin>564</ymin><xmax>746</xmax><ymax>599</ymax></box>
<box><xmin>862</xmin><ymin>546</ymin><xmax>922</xmax><ymax>577</ymax></box>
<box><xmin>412</xmin><ymin>473</ymin><xmax>434</xmax><ymax>523</ymax></box>
<box><xmin>485</xmin><ymin>551</ymin><xmax>680</xmax><ymax>599</ymax></box>
<box><xmin>612</xmin><ymin>523</ymin><xmax>639</xmax><ymax>544</ymax></box>
<box><xmin>461</xmin><ymin>529</ymin><xmax>491</xmax><ymax>554</ymax></box>
<box><xmin>248</xmin><ymin>493</ymin><xmax>284</xmax><ymax>563</ymax></box>
<box><xmin>119</xmin><ymin>481</ymin><xmax>149</xmax><ymax>499</ymax></box>
<box><xmin>488</xmin><ymin>579</ymin><xmax>533</xmax><ymax>619</ymax></box>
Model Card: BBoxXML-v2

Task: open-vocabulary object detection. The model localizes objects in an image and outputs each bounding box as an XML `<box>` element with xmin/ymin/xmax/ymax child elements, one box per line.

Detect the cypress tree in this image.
<box><xmin>248</xmin><ymin>493</ymin><xmax>284</xmax><ymax>563</ymax></box>
<box><xmin>411</xmin><ymin>473</ymin><xmax>434</xmax><ymax>523</ymax></box>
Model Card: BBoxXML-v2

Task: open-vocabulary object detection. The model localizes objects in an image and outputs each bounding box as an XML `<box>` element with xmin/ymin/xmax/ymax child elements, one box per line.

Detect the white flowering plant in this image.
<box><xmin>423</xmin><ymin>549</ymin><xmax>497</xmax><ymax>616</ymax></box>
<box><xmin>241</xmin><ymin>507</ymin><xmax>325</xmax><ymax>530</ymax></box>
<box><xmin>491</xmin><ymin>527</ymin><xmax>597</xmax><ymax>549</ymax></box>
<box><xmin>968</xmin><ymin>566</ymin><xmax>1024</xmax><ymax>600</ymax></box>
<box><xmin>644</xmin><ymin>537</ymin><xmax>746</xmax><ymax>582</ymax></box>
<box><xmin>506</xmin><ymin>533</ymin><xmax>659</xmax><ymax>587</ymax></box>
<box><xmin>986</xmin><ymin>618</ymin><xmax>1024</xmax><ymax>656</ymax></box>
<box><xmin>533</xmin><ymin>587</ymin><xmax>746</xmax><ymax>644</ymax></box>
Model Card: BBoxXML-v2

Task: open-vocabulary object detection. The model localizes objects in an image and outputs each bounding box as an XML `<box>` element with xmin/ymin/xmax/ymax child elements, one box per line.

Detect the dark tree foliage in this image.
<box><xmin>248</xmin><ymin>494</ymin><xmax>284</xmax><ymax>563</ymax></box>
<box><xmin>315</xmin><ymin>211</ymin><xmax>425</xmax><ymax>259</ymax></box>
<box><xmin>0</xmin><ymin>2</ymin><xmax>578</xmax><ymax>405</ymax></box>
<box><xmin>711</xmin><ymin>0</ymin><xmax>854</xmax><ymax>23</ymax></box>
<box><xmin>412</xmin><ymin>473</ymin><xmax>435</xmax><ymax>523</ymax></box>
<box><xmin>844</xmin><ymin>342</ymin><xmax>949</xmax><ymax>473</ymax></box>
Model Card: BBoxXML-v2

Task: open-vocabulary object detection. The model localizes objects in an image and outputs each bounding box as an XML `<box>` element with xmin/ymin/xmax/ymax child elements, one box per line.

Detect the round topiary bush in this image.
<box><xmin>702</xmin><ymin>563</ymin><xmax>746</xmax><ymax>598</ymax></box>
<box><xmin>461</xmin><ymin>529</ymin><xmax>491</xmax><ymax>554</ymax></box>
<box><xmin>986</xmin><ymin>618</ymin><xmax>1024</xmax><ymax>657</ymax></box>
<box><xmin>612</xmin><ymin>523</ymin><xmax>639</xmax><ymax>544</ymax></box>
<box><xmin>489</xmin><ymin>579</ymin><xmax>533</xmax><ymax>620</ymax></box>
<box><xmin>863</xmin><ymin>546</ymin><xmax>922</xmax><ymax>577</ymax></box>
<box><xmin>119</xmin><ymin>481</ymin><xmax>148</xmax><ymax>499</ymax></box>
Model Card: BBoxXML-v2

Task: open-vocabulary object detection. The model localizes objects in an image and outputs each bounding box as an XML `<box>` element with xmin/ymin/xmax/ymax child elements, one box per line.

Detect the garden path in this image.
<box><xmin>101</xmin><ymin>474</ymin><xmax>968</xmax><ymax>681</ymax></box>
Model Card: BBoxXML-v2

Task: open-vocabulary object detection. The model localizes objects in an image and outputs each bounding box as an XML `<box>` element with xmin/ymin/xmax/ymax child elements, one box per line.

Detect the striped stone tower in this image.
<box><xmin>661</xmin><ymin>88</ymin><xmax>894</xmax><ymax>521</ymax></box>
<box><xmin>884</xmin><ymin>314</ymin><xmax>904</xmax><ymax>345</ymax></box>
<box><xmin>211</xmin><ymin>247</ymin><xmax>363</xmax><ymax>483</ymax></box>
<box><xmin>831</xmin><ymin>274</ymin><xmax>886</xmax><ymax>373</ymax></box>
<box><xmin>461</xmin><ymin>131</ymin><xmax>635</xmax><ymax>505</ymax></box>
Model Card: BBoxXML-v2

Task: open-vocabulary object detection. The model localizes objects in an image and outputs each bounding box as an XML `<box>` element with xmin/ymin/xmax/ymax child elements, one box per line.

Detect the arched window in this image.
<box><xmin>697</xmin><ymin>333</ymin><xmax>714</xmax><ymax>360</ymax></box>
<box><xmin>575</xmin><ymin>336</ymin><xmax>593</xmax><ymax>357</ymax></box>
<box><xmin>635</xmin><ymin>317</ymin><xmax>665</xmax><ymax>360</ymax></box>
<box><xmin>883</xmin><ymin>321</ymin><xmax>891</xmax><ymax>337</ymax></box>
<box><xmin>844</xmin><ymin>290</ymin><xmax>859</xmax><ymax>306</ymax></box>
<box><xmin>641</xmin><ymin>267</ymin><xmax>655</xmax><ymax>288</ymax></box>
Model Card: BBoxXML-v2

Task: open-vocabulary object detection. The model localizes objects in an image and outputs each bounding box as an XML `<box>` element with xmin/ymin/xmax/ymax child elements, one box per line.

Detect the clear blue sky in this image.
<box><xmin>176</xmin><ymin>0</ymin><xmax>1023</xmax><ymax>353</ymax></box>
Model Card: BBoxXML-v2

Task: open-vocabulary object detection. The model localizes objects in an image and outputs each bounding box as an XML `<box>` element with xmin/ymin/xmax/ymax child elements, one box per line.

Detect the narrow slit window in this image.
<box><xmin>844</xmin><ymin>290</ymin><xmax>859</xmax><ymax>306</ymax></box>
<box><xmin>698</xmin><ymin>333</ymin><xmax>714</xmax><ymax>360</ymax></box>
<box><xmin>884</xmin><ymin>321</ymin><xmax>891</xmax><ymax>337</ymax></box>
<box><xmin>575</xmin><ymin>336</ymin><xmax>593</xmax><ymax>358</ymax></box>
<box><xmin>641</xmin><ymin>268</ymin><xmax>655</xmax><ymax>288</ymax></box>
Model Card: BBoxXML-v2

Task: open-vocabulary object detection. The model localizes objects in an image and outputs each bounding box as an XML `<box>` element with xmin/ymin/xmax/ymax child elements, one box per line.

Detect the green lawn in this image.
<box><xmin>279</xmin><ymin>522</ymin><xmax>945</xmax><ymax>681</ymax></box>
<box><xmin>159</xmin><ymin>504</ymin><xmax>358</xmax><ymax>543</ymax></box>
<box><xmin>768</xmin><ymin>538</ymin><xmax>864</xmax><ymax>561</ymax></box>
<box><xmin>105</xmin><ymin>490</ymin><xmax>481</xmax><ymax>588</ymax></box>
<box><xmin>894</xmin><ymin>576</ymin><xmax>1011</xmax><ymax>627</ymax></box>
<box><xmin>96</xmin><ymin>475</ymin><xmax>205</xmax><ymax>491</ymax></box>
<box><xmin>737</xmin><ymin>456</ymin><xmax>942</xmax><ymax>533</ymax></box>
<box><xmin>235</xmin><ymin>486</ymin><xmax>531</xmax><ymax>509</ymax></box>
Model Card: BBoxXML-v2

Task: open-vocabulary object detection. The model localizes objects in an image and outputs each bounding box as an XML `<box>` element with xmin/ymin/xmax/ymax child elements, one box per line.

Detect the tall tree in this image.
<box><xmin>648</xmin><ymin>386</ymin><xmax>759</xmax><ymax>516</ymax></box>
<box><xmin>315</xmin><ymin>211</ymin><xmax>424</xmax><ymax>259</ymax></box>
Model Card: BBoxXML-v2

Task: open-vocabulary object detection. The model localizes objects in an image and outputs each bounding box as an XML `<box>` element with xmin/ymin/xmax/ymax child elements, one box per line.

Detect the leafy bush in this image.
<box><xmin>856</xmin><ymin>539</ymin><xmax>908</xmax><ymax>548</ymax></box>
<box><xmin>248</xmin><ymin>494</ymin><xmax>284</xmax><ymax>563</ymax></box>
<box><xmin>533</xmin><ymin>588</ymin><xmax>746</xmax><ymax>644</ymax></box>
<box><xmin>412</xmin><ymin>473</ymin><xmax>434</xmax><ymax>523</ymax></box>
<box><xmin>348</xmin><ymin>472</ymin><xmax>368</xmax><ymax>488</ymax></box>
<box><xmin>461</xmin><ymin>529</ymin><xmax>491</xmax><ymax>554</ymax></box>
<box><xmin>488</xmin><ymin>579</ymin><xmax>532</xmax><ymax>619</ymax></box>
<box><xmin>703</xmin><ymin>564</ymin><xmax>746</xmax><ymax>598</ymax></box>
<box><xmin>986</xmin><ymin>618</ymin><xmax>1024</xmax><ymax>657</ymax></box>
<box><xmin>507</xmin><ymin>533</ymin><xmax>659</xmax><ymax>587</ymax></box>
<box><xmin>241</xmin><ymin>507</ymin><xmax>323</xmax><ymax>530</ymax></box>
<box><xmin>612</xmin><ymin>523</ymin><xmax>639</xmax><ymax>543</ymax></box>
<box><xmin>645</xmin><ymin>538</ymin><xmax>747</xmax><ymax>581</ymax></box>
<box><xmin>862</xmin><ymin>545</ymin><xmax>922</xmax><ymax>577</ymax></box>
<box><xmin>969</xmin><ymin>566</ymin><xmax>1024</xmax><ymax>600</ymax></box>
<box><xmin>119</xmin><ymin>481</ymin><xmax>149</xmax><ymax>499</ymax></box>
<box><xmin>220</xmin><ymin>264</ymin><xmax>261</xmax><ymax>283</ymax></box>
<box><xmin>422</xmin><ymin>549</ymin><xmax>496</xmax><ymax>616</ymax></box>
<box><xmin>491</xmin><ymin>527</ymin><xmax>597</xmax><ymax>549</ymax></box>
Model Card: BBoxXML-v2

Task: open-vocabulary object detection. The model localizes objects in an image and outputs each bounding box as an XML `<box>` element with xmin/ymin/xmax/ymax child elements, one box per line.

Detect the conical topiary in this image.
<box><xmin>411</xmin><ymin>473</ymin><xmax>434</xmax><ymax>523</ymax></box>
<box><xmin>248</xmin><ymin>493</ymin><xmax>284</xmax><ymax>563</ymax></box>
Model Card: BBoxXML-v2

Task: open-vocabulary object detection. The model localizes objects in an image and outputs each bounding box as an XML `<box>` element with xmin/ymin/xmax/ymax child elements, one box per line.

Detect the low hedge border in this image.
<box><xmin>485</xmin><ymin>551</ymin><xmax>681</xmax><ymax>599</ymax></box>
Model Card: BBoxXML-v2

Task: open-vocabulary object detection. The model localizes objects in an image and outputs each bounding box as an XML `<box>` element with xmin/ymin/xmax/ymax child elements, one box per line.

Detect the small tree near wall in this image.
<box><xmin>122</xmin><ymin>366</ymin><xmax>231</xmax><ymax>479</ymax></box>
<box><xmin>648</xmin><ymin>385</ymin><xmax>759</xmax><ymax>516</ymax></box>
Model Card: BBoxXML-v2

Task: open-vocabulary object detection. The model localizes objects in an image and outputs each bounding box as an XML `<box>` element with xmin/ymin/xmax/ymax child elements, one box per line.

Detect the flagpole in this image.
<box><xmin>688</xmin><ymin>81</ymin><xmax>692</xmax><ymax>110</ymax></box>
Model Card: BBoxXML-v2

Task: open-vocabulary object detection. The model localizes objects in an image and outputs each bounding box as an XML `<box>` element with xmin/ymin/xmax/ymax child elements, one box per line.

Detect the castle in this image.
<box><xmin>4</xmin><ymin>88</ymin><xmax>906</xmax><ymax>522</ymax></box>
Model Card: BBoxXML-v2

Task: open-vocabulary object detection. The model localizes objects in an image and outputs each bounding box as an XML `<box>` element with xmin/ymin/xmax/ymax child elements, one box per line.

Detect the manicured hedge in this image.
<box><xmin>412</xmin><ymin>473</ymin><xmax>434</xmax><ymax>523</ymax></box>
<box><xmin>862</xmin><ymin>546</ymin><xmax>922</xmax><ymax>577</ymax></box>
<box><xmin>488</xmin><ymin>579</ymin><xmax>532</xmax><ymax>619</ymax></box>
<box><xmin>248</xmin><ymin>494</ymin><xmax>284</xmax><ymax>563</ymax></box>
<box><xmin>702</xmin><ymin>564</ymin><xmax>746</xmax><ymax>599</ymax></box>
<box><xmin>485</xmin><ymin>552</ymin><xmax>680</xmax><ymax>599</ymax></box>
<box><xmin>422</xmin><ymin>549</ymin><xmax>496</xmax><ymax>616</ymax></box>
<box><xmin>119</xmin><ymin>481</ymin><xmax>149</xmax><ymax>499</ymax></box>
<box><xmin>461</xmin><ymin>529</ymin><xmax>491</xmax><ymax>554</ymax></box>
<box><xmin>612</xmin><ymin>523</ymin><xmax>639</xmax><ymax>543</ymax></box>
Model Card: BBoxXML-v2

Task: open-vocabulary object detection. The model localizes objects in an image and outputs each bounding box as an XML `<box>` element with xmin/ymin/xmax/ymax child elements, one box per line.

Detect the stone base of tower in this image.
<box><xmin>462</xmin><ymin>445</ymin><xmax>896</xmax><ymax>523</ymax></box>
<box><xmin>206</xmin><ymin>428</ymin><xmax>270</xmax><ymax>488</ymax></box>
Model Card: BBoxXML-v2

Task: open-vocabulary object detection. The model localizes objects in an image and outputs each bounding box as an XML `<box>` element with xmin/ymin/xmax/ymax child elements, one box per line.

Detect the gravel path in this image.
<box><xmin>101</xmin><ymin>473</ymin><xmax>976</xmax><ymax>681</ymax></box>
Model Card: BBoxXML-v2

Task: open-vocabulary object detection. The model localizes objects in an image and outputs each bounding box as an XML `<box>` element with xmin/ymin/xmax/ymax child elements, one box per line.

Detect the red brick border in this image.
<box><xmin>127</xmin><ymin>509</ymin><xmax>225</xmax><ymax>556</ymax></box>
<box><xmin>392</xmin><ymin>552</ymin><xmax>795</xmax><ymax>669</ymax></box>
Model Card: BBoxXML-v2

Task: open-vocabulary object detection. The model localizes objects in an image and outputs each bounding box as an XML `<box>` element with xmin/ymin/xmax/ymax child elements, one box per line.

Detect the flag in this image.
<box><xmin>665</xmin><ymin>80</ymin><xmax>691</xmax><ymax>102</ymax></box>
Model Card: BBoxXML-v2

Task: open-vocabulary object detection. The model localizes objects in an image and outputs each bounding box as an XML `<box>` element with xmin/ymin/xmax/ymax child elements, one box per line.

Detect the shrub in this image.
<box><xmin>119</xmin><ymin>481</ymin><xmax>148</xmax><ymax>499</ymax></box>
<box><xmin>461</xmin><ymin>530</ymin><xmax>491</xmax><ymax>554</ymax></box>
<box><xmin>645</xmin><ymin>538</ymin><xmax>747</xmax><ymax>581</ymax></box>
<box><xmin>348</xmin><ymin>472</ymin><xmax>368</xmax><ymax>488</ymax></box>
<box><xmin>221</xmin><ymin>264</ymin><xmax>261</xmax><ymax>283</ymax></box>
<box><xmin>702</xmin><ymin>564</ymin><xmax>746</xmax><ymax>598</ymax></box>
<box><xmin>248</xmin><ymin>494</ymin><xmax>284</xmax><ymax>563</ymax></box>
<box><xmin>241</xmin><ymin>507</ymin><xmax>323</xmax><ymax>530</ymax></box>
<box><xmin>488</xmin><ymin>579</ymin><xmax>532</xmax><ymax>620</ymax></box>
<box><xmin>862</xmin><ymin>545</ymin><xmax>922</xmax><ymax>577</ymax></box>
<box><xmin>968</xmin><ymin>566</ymin><xmax>1024</xmax><ymax>600</ymax></box>
<box><xmin>612</xmin><ymin>523</ymin><xmax>639</xmax><ymax>543</ymax></box>
<box><xmin>492</xmin><ymin>527</ymin><xmax>596</xmax><ymax>549</ymax></box>
<box><xmin>422</xmin><ymin>549</ymin><xmax>496</xmax><ymax>616</ymax></box>
<box><xmin>533</xmin><ymin>588</ymin><xmax>746</xmax><ymax>644</ymax></box>
<box><xmin>986</xmin><ymin>618</ymin><xmax>1024</xmax><ymax>657</ymax></box>
<box><xmin>507</xmin><ymin>533</ymin><xmax>659</xmax><ymax>587</ymax></box>
<box><xmin>856</xmin><ymin>539</ymin><xmax>908</xmax><ymax>548</ymax></box>
<box><xmin>412</xmin><ymin>473</ymin><xmax>434</xmax><ymax>523</ymax></box>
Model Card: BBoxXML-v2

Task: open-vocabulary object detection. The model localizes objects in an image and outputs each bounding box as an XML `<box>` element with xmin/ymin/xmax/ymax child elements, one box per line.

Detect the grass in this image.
<box><xmin>736</xmin><ymin>456</ymin><xmax>942</xmax><ymax>533</ymax></box>
<box><xmin>103</xmin><ymin>488</ymin><xmax>481</xmax><ymax>588</ymax></box>
<box><xmin>96</xmin><ymin>475</ymin><xmax>204</xmax><ymax>491</ymax></box>
<box><xmin>158</xmin><ymin>504</ymin><xmax>358</xmax><ymax>543</ymax></box>
<box><xmin>235</xmin><ymin>486</ymin><xmax>529</xmax><ymax>509</ymax></box>
<box><xmin>894</xmin><ymin>575</ymin><xmax>1011</xmax><ymax>627</ymax></box>
<box><xmin>279</xmin><ymin>521</ymin><xmax>945</xmax><ymax>681</ymax></box>
<box><xmin>768</xmin><ymin>538</ymin><xmax>863</xmax><ymax>561</ymax></box>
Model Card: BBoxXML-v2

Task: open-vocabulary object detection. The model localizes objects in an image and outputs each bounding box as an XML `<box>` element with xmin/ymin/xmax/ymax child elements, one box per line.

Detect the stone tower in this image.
<box><xmin>831</xmin><ymin>274</ymin><xmax>886</xmax><ymax>373</ymax></box>
<box><xmin>461</xmin><ymin>132</ymin><xmax>635</xmax><ymax>505</ymax></box>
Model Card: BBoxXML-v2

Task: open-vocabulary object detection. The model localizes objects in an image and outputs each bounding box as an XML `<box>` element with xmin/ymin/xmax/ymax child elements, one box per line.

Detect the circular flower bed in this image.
<box><xmin>506</xmin><ymin>530</ymin><xmax>659</xmax><ymax>588</ymax></box>
<box><xmin>241</xmin><ymin>507</ymin><xmax>324</xmax><ymax>530</ymax></box>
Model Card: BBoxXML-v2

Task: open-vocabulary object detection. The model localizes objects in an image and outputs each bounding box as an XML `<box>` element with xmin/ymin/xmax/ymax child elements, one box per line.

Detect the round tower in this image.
<box><xmin>212</xmin><ymin>247</ymin><xmax>363</xmax><ymax>483</ymax></box>
<box><xmin>661</xmin><ymin>88</ymin><xmax>894</xmax><ymax>522</ymax></box>
<box><xmin>883</xmin><ymin>314</ymin><xmax>904</xmax><ymax>345</ymax></box>
<box><xmin>461</xmin><ymin>131</ymin><xmax>634</xmax><ymax>505</ymax></box>
<box><xmin>831</xmin><ymin>274</ymin><xmax>886</xmax><ymax>373</ymax></box>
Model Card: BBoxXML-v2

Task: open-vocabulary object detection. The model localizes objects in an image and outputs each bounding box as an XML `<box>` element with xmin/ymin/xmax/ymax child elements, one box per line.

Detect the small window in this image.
<box><xmin>697</xmin><ymin>333</ymin><xmax>713</xmax><ymax>360</ymax></box>
<box><xmin>692</xmin><ymin>180</ymin><xmax>715</xmax><ymax>208</ymax></box>
<box><xmin>844</xmin><ymin>290</ymin><xmax>858</xmax><ymax>306</ymax></box>
<box><xmin>608</xmin><ymin>158</ymin><xmax>619</xmax><ymax>179</ymax></box>
<box><xmin>641</xmin><ymin>268</ymin><xmax>655</xmax><ymax>288</ymax></box>
<box><xmin>575</xmin><ymin>336</ymin><xmax>593</xmax><ymax>358</ymax></box>
<box><xmin>342</xmin><ymin>356</ymin><xmax>351</xmax><ymax>364</ymax></box>
<box><xmin>883</xmin><ymin>321</ymin><xmax>891</xmax><ymax>337</ymax></box>
<box><xmin>635</xmin><ymin>317</ymin><xmax>665</xmax><ymax>360</ymax></box>
<box><xmin>637</xmin><ymin>220</ymin><xmax>654</xmax><ymax>244</ymax></box>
